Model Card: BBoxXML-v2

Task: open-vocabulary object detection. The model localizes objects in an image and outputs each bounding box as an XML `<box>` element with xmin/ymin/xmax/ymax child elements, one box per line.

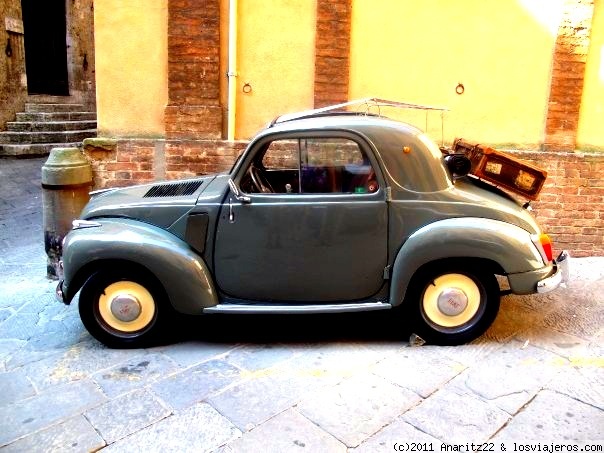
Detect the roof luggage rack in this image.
<box><xmin>270</xmin><ymin>97</ymin><xmax>450</xmax><ymax>146</ymax></box>
<box><xmin>271</xmin><ymin>97</ymin><xmax>449</xmax><ymax>125</ymax></box>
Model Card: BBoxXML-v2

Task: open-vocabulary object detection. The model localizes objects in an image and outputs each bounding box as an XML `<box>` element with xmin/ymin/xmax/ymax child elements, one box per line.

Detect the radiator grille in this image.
<box><xmin>143</xmin><ymin>180</ymin><xmax>203</xmax><ymax>198</ymax></box>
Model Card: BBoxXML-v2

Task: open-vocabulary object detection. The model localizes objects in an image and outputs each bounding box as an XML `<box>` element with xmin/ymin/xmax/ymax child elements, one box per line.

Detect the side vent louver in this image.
<box><xmin>143</xmin><ymin>180</ymin><xmax>203</xmax><ymax>198</ymax></box>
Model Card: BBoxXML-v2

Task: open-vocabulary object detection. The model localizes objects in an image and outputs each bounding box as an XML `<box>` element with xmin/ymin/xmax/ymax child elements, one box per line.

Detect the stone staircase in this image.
<box><xmin>0</xmin><ymin>100</ymin><xmax>97</xmax><ymax>157</ymax></box>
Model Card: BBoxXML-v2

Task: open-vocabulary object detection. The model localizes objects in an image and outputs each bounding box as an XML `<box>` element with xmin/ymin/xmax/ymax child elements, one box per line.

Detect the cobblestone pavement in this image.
<box><xmin>0</xmin><ymin>157</ymin><xmax>602</xmax><ymax>451</ymax></box>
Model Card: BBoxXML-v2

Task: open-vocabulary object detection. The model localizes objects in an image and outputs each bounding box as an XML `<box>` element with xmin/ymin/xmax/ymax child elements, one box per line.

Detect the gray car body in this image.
<box><xmin>60</xmin><ymin>115</ymin><xmax>553</xmax><ymax>314</ymax></box>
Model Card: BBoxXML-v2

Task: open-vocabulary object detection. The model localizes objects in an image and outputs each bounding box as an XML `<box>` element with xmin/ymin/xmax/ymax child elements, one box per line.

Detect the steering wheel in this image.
<box><xmin>249</xmin><ymin>164</ymin><xmax>275</xmax><ymax>193</ymax></box>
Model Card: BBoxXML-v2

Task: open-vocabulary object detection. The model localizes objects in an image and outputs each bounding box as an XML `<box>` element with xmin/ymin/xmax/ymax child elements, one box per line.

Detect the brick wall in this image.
<box><xmin>165</xmin><ymin>140</ymin><xmax>247</xmax><ymax>180</ymax></box>
<box><xmin>314</xmin><ymin>0</ymin><xmax>352</xmax><ymax>108</ymax></box>
<box><xmin>83</xmin><ymin>140</ymin><xmax>156</xmax><ymax>189</ymax></box>
<box><xmin>510</xmin><ymin>150</ymin><xmax>604</xmax><ymax>257</ymax></box>
<box><xmin>543</xmin><ymin>0</ymin><xmax>595</xmax><ymax>151</ymax></box>
<box><xmin>165</xmin><ymin>0</ymin><xmax>223</xmax><ymax>139</ymax></box>
<box><xmin>83</xmin><ymin>139</ymin><xmax>246</xmax><ymax>188</ymax></box>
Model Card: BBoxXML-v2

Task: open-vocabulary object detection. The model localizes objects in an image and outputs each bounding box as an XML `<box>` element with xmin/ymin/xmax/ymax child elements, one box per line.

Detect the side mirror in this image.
<box><xmin>228</xmin><ymin>179</ymin><xmax>251</xmax><ymax>203</ymax></box>
<box><xmin>444</xmin><ymin>154</ymin><xmax>471</xmax><ymax>179</ymax></box>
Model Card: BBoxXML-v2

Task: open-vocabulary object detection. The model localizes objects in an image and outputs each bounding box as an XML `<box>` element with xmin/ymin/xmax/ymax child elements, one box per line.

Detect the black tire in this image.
<box><xmin>404</xmin><ymin>263</ymin><xmax>500</xmax><ymax>345</ymax></box>
<box><xmin>78</xmin><ymin>268</ymin><xmax>170</xmax><ymax>348</ymax></box>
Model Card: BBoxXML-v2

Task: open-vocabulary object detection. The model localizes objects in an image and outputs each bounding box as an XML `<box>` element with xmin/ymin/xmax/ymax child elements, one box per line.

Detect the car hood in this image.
<box><xmin>81</xmin><ymin>175</ymin><xmax>217</xmax><ymax>228</ymax></box>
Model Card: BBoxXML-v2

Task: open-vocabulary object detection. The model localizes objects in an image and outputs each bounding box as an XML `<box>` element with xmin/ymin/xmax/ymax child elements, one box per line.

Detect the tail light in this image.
<box><xmin>532</xmin><ymin>233</ymin><xmax>554</xmax><ymax>263</ymax></box>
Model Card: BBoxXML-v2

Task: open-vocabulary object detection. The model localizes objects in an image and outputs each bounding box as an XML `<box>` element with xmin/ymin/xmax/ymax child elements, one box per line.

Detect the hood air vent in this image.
<box><xmin>143</xmin><ymin>180</ymin><xmax>203</xmax><ymax>198</ymax></box>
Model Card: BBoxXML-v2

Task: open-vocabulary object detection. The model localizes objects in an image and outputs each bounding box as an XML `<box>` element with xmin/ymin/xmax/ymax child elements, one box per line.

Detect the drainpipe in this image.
<box><xmin>227</xmin><ymin>0</ymin><xmax>238</xmax><ymax>141</ymax></box>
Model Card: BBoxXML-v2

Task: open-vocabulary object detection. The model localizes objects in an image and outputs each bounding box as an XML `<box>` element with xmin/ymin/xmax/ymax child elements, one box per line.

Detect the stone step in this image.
<box><xmin>0</xmin><ymin>129</ymin><xmax>96</xmax><ymax>144</ymax></box>
<box><xmin>26</xmin><ymin>95</ymin><xmax>86</xmax><ymax>104</ymax></box>
<box><xmin>16</xmin><ymin>112</ymin><xmax>97</xmax><ymax>122</ymax></box>
<box><xmin>24</xmin><ymin>103</ymin><xmax>87</xmax><ymax>113</ymax></box>
<box><xmin>0</xmin><ymin>142</ymin><xmax>82</xmax><ymax>157</ymax></box>
<box><xmin>6</xmin><ymin>120</ymin><xmax>97</xmax><ymax>132</ymax></box>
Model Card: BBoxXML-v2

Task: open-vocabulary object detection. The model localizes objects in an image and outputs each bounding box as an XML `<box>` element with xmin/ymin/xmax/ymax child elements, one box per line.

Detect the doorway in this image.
<box><xmin>21</xmin><ymin>0</ymin><xmax>69</xmax><ymax>95</ymax></box>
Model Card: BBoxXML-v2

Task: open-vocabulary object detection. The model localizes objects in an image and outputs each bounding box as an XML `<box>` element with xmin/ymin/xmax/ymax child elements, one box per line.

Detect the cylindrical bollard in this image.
<box><xmin>42</xmin><ymin>147</ymin><xmax>93</xmax><ymax>279</ymax></box>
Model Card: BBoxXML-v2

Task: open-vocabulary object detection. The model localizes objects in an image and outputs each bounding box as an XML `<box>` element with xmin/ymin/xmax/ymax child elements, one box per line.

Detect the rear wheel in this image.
<box><xmin>79</xmin><ymin>268</ymin><xmax>170</xmax><ymax>348</ymax></box>
<box><xmin>405</xmin><ymin>264</ymin><xmax>500</xmax><ymax>345</ymax></box>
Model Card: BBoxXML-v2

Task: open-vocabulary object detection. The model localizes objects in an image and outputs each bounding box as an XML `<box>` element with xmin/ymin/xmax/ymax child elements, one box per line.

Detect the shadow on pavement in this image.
<box><xmin>171</xmin><ymin>310</ymin><xmax>413</xmax><ymax>346</ymax></box>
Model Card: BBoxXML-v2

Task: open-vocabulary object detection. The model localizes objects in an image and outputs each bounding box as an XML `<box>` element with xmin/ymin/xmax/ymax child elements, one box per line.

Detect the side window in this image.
<box><xmin>300</xmin><ymin>138</ymin><xmax>378</xmax><ymax>194</ymax></box>
<box><xmin>241</xmin><ymin>137</ymin><xmax>378</xmax><ymax>195</ymax></box>
<box><xmin>263</xmin><ymin>140</ymin><xmax>298</xmax><ymax>170</ymax></box>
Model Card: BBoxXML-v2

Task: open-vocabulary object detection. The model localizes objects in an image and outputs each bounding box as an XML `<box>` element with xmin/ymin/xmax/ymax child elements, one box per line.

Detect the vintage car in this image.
<box><xmin>57</xmin><ymin>99</ymin><xmax>569</xmax><ymax>348</ymax></box>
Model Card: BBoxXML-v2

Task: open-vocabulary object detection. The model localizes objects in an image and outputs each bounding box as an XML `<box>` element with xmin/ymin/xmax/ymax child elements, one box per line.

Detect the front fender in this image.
<box><xmin>62</xmin><ymin>218</ymin><xmax>218</xmax><ymax>314</ymax></box>
<box><xmin>389</xmin><ymin>217</ymin><xmax>544</xmax><ymax>306</ymax></box>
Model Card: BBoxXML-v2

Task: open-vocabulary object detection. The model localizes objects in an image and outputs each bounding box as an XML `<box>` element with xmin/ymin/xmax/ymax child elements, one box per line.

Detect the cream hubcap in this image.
<box><xmin>98</xmin><ymin>281</ymin><xmax>156</xmax><ymax>332</ymax></box>
<box><xmin>422</xmin><ymin>273</ymin><xmax>481</xmax><ymax>328</ymax></box>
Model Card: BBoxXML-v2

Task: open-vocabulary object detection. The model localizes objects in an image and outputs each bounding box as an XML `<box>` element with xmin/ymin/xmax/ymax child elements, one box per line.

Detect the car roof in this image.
<box><xmin>260</xmin><ymin>113</ymin><xmax>425</xmax><ymax>139</ymax></box>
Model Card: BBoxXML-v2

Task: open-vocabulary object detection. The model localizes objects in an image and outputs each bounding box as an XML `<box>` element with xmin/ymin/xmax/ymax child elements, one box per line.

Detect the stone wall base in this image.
<box><xmin>82</xmin><ymin>138</ymin><xmax>604</xmax><ymax>257</ymax></box>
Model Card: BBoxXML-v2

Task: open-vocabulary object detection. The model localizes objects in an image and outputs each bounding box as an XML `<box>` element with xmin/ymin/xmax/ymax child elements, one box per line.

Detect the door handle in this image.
<box><xmin>229</xmin><ymin>197</ymin><xmax>235</xmax><ymax>223</ymax></box>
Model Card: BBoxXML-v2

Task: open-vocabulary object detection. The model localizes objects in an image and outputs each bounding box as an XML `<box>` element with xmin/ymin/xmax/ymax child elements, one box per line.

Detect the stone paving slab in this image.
<box><xmin>372</xmin><ymin>346</ymin><xmax>466</xmax><ymax>397</ymax></box>
<box><xmin>151</xmin><ymin>359</ymin><xmax>243</xmax><ymax>410</ymax></box>
<box><xmin>157</xmin><ymin>341</ymin><xmax>241</xmax><ymax>368</ymax></box>
<box><xmin>297</xmin><ymin>372</ymin><xmax>422</xmax><ymax>447</ymax></box>
<box><xmin>84</xmin><ymin>388</ymin><xmax>171</xmax><ymax>444</ymax></box>
<box><xmin>402</xmin><ymin>387</ymin><xmax>511</xmax><ymax>443</ymax></box>
<box><xmin>102</xmin><ymin>403</ymin><xmax>241</xmax><ymax>453</ymax></box>
<box><xmin>493</xmin><ymin>389</ymin><xmax>604</xmax><ymax>443</ymax></box>
<box><xmin>0</xmin><ymin>416</ymin><xmax>105</xmax><ymax>453</ymax></box>
<box><xmin>0</xmin><ymin>379</ymin><xmax>106</xmax><ymax>447</ymax></box>
<box><xmin>92</xmin><ymin>352</ymin><xmax>181</xmax><ymax>398</ymax></box>
<box><xmin>207</xmin><ymin>366</ymin><xmax>313</xmax><ymax>432</ymax></box>
<box><xmin>351</xmin><ymin>417</ymin><xmax>441</xmax><ymax>452</ymax></box>
<box><xmin>448</xmin><ymin>341</ymin><xmax>563</xmax><ymax>415</ymax></box>
<box><xmin>219</xmin><ymin>408</ymin><xmax>346</xmax><ymax>453</ymax></box>
<box><xmin>0</xmin><ymin>368</ymin><xmax>36</xmax><ymax>407</ymax></box>
<box><xmin>21</xmin><ymin>337</ymin><xmax>141</xmax><ymax>390</ymax></box>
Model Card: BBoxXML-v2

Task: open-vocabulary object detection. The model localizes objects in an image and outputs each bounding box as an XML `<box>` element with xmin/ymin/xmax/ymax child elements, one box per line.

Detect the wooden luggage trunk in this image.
<box><xmin>452</xmin><ymin>138</ymin><xmax>547</xmax><ymax>200</ymax></box>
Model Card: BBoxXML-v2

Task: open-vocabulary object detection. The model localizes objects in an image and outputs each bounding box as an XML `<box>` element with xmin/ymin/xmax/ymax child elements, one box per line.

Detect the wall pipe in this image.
<box><xmin>227</xmin><ymin>0</ymin><xmax>238</xmax><ymax>141</ymax></box>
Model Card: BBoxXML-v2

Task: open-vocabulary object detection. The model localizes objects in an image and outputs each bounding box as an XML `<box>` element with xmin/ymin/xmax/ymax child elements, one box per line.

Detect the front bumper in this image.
<box><xmin>56</xmin><ymin>280</ymin><xmax>69</xmax><ymax>305</ymax></box>
<box><xmin>536</xmin><ymin>251</ymin><xmax>570</xmax><ymax>294</ymax></box>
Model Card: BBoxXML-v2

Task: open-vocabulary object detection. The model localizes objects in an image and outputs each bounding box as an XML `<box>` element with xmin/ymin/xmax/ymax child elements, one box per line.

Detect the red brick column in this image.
<box><xmin>543</xmin><ymin>0</ymin><xmax>595</xmax><ymax>151</ymax></box>
<box><xmin>165</xmin><ymin>0</ymin><xmax>223</xmax><ymax>139</ymax></box>
<box><xmin>314</xmin><ymin>0</ymin><xmax>352</xmax><ymax>108</ymax></box>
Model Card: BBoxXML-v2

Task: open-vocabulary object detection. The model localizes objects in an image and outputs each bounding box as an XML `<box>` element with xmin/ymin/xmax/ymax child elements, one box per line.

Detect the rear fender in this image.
<box><xmin>389</xmin><ymin>217</ymin><xmax>544</xmax><ymax>306</ymax></box>
<box><xmin>62</xmin><ymin>218</ymin><xmax>218</xmax><ymax>314</ymax></box>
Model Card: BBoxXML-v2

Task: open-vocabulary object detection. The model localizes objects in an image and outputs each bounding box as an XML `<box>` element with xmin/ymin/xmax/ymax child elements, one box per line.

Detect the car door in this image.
<box><xmin>213</xmin><ymin>132</ymin><xmax>388</xmax><ymax>302</ymax></box>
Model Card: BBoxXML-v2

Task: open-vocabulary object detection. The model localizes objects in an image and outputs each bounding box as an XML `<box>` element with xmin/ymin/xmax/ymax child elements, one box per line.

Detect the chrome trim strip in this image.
<box><xmin>203</xmin><ymin>302</ymin><xmax>391</xmax><ymax>314</ymax></box>
<box><xmin>89</xmin><ymin>188</ymin><xmax>114</xmax><ymax>196</ymax></box>
<box><xmin>72</xmin><ymin>219</ymin><xmax>102</xmax><ymax>229</ymax></box>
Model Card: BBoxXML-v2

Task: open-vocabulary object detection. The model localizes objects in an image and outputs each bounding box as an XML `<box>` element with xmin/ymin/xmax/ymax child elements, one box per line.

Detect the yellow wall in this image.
<box><xmin>94</xmin><ymin>0</ymin><xmax>168</xmax><ymax>137</ymax></box>
<box><xmin>350</xmin><ymin>0</ymin><xmax>564</xmax><ymax>148</ymax></box>
<box><xmin>578</xmin><ymin>0</ymin><xmax>604</xmax><ymax>150</ymax></box>
<box><xmin>235</xmin><ymin>0</ymin><xmax>317</xmax><ymax>139</ymax></box>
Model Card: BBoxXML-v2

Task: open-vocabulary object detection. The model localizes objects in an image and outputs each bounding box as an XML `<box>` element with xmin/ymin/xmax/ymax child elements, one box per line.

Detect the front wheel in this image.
<box><xmin>78</xmin><ymin>268</ymin><xmax>170</xmax><ymax>348</ymax></box>
<box><xmin>404</xmin><ymin>264</ymin><xmax>500</xmax><ymax>345</ymax></box>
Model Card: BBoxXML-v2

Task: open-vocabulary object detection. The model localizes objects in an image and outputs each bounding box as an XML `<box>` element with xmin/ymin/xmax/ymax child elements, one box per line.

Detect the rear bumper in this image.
<box><xmin>536</xmin><ymin>250</ymin><xmax>570</xmax><ymax>294</ymax></box>
<box><xmin>507</xmin><ymin>251</ymin><xmax>570</xmax><ymax>295</ymax></box>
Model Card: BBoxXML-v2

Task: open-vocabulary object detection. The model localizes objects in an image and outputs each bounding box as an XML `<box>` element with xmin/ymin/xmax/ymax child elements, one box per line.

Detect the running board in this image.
<box><xmin>203</xmin><ymin>302</ymin><xmax>392</xmax><ymax>315</ymax></box>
